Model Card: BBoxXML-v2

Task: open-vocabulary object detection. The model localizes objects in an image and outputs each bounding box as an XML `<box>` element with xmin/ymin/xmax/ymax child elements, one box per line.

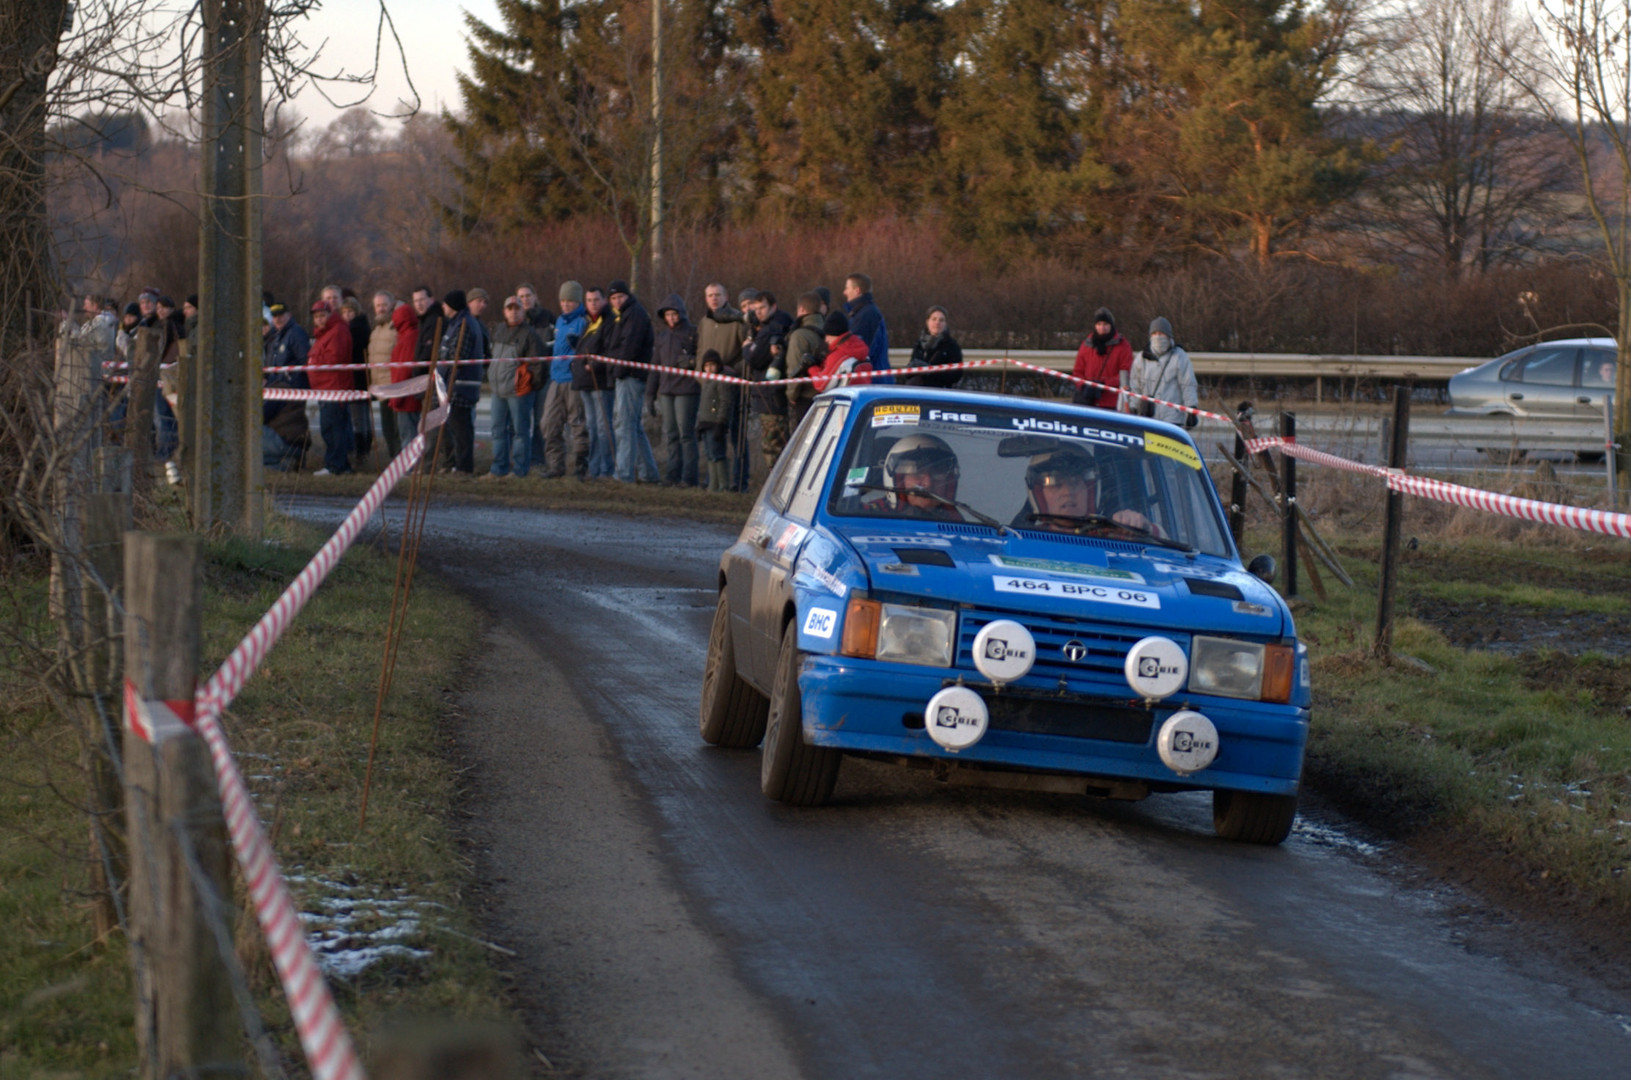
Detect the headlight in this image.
<box><xmin>1190</xmin><ymin>636</ymin><xmax>1294</xmax><ymax>703</ymax></box>
<box><xmin>875</xmin><ymin>603</ymin><xmax>956</xmax><ymax>667</ymax></box>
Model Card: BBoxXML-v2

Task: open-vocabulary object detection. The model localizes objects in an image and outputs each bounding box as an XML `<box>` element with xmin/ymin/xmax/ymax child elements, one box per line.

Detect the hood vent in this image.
<box><xmin>892</xmin><ymin>547</ymin><xmax>956</xmax><ymax>567</ymax></box>
<box><xmin>1182</xmin><ymin>577</ymin><xmax>1243</xmax><ymax>600</ymax></box>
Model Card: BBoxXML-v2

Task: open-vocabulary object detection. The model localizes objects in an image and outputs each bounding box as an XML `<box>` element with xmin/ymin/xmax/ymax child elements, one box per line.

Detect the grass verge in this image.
<box><xmin>2</xmin><ymin>512</ymin><xmax>516</xmax><ymax>1077</ymax></box>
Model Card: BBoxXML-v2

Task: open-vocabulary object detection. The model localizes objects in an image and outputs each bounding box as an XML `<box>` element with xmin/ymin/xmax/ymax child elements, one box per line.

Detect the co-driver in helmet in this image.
<box><xmin>1022</xmin><ymin>443</ymin><xmax>1162</xmax><ymax>536</ymax></box>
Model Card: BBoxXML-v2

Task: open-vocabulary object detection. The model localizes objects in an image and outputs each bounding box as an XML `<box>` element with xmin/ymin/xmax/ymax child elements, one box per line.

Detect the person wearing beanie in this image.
<box><xmin>1127</xmin><ymin>315</ymin><xmax>1199</xmax><ymax>427</ymax></box>
<box><xmin>539</xmin><ymin>280</ymin><xmax>590</xmax><ymax>478</ymax></box>
<box><xmin>1071</xmin><ymin>306</ymin><xmax>1134</xmax><ymax>412</ymax></box>
<box><xmin>438</xmin><ymin>287</ymin><xmax>487</xmax><ymax>474</ymax></box>
<box><xmin>813</xmin><ymin>285</ymin><xmax>832</xmax><ymax>314</ymax></box>
<box><xmin>812</xmin><ymin>310</ymin><xmax>871</xmax><ymax>391</ymax></box>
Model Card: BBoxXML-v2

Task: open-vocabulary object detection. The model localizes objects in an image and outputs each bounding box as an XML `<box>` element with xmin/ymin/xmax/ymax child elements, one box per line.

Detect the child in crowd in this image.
<box><xmin>696</xmin><ymin>350</ymin><xmax>731</xmax><ymax>492</ymax></box>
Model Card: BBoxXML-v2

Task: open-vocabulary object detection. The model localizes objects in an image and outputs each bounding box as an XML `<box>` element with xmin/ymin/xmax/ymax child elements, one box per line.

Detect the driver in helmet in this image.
<box><xmin>884</xmin><ymin>433</ymin><xmax>963</xmax><ymax>520</ymax></box>
<box><xmin>1023</xmin><ymin>443</ymin><xmax>1162</xmax><ymax>536</ymax></box>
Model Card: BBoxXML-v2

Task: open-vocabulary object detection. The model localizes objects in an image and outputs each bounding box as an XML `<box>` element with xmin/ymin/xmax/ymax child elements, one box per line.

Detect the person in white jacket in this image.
<box><xmin>1126</xmin><ymin>316</ymin><xmax>1198</xmax><ymax>427</ymax></box>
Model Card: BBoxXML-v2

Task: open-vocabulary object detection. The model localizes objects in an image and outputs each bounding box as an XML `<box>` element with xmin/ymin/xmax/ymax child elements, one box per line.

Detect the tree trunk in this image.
<box><xmin>0</xmin><ymin>1</ymin><xmax>67</xmax><ymax>355</ymax></box>
<box><xmin>1615</xmin><ymin>277</ymin><xmax>1631</xmax><ymax>490</ymax></box>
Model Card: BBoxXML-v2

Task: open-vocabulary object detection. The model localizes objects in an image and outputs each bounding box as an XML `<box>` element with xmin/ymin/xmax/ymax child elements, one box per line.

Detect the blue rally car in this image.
<box><xmin>699</xmin><ymin>386</ymin><xmax>1310</xmax><ymax>844</ymax></box>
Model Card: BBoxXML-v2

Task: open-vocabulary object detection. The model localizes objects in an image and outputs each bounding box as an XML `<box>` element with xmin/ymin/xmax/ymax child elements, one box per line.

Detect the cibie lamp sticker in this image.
<box><xmin>972</xmin><ymin>620</ymin><xmax>1035</xmax><ymax>684</ymax></box>
<box><xmin>924</xmin><ymin>685</ymin><xmax>988</xmax><ymax>751</ymax></box>
<box><xmin>1124</xmin><ymin>636</ymin><xmax>1187</xmax><ymax>700</ymax></box>
<box><xmin>1157</xmin><ymin>711</ymin><xmax>1219</xmax><ymax>775</ymax></box>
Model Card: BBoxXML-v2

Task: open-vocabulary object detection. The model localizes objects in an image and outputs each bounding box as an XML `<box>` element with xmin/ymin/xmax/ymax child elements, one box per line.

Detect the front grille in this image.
<box><xmin>985</xmin><ymin>693</ymin><xmax>1152</xmax><ymax>743</ymax></box>
<box><xmin>960</xmin><ymin>611</ymin><xmax>1179</xmax><ymax>685</ymax></box>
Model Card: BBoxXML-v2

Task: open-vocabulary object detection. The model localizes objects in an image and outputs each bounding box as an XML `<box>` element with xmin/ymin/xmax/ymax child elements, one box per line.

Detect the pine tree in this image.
<box><xmin>935</xmin><ymin>0</ymin><xmax>1110</xmax><ymax>258</ymax></box>
<box><xmin>1119</xmin><ymin>0</ymin><xmax>1367</xmax><ymax>264</ymax></box>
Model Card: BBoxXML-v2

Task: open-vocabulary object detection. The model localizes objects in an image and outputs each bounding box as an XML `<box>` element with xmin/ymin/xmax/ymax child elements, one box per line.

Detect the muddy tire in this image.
<box><xmin>699</xmin><ymin>590</ymin><xmax>768</xmax><ymax>748</ymax></box>
<box><xmin>761</xmin><ymin>622</ymin><xmax>842</xmax><ymax>806</ymax></box>
<box><xmin>1212</xmin><ymin>789</ymin><xmax>1298</xmax><ymax>845</ymax></box>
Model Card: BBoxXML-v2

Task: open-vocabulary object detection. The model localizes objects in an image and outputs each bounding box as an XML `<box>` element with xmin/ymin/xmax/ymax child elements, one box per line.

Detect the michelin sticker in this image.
<box><xmin>990</xmin><ymin>554</ymin><xmax>1144</xmax><ymax>584</ymax></box>
<box><xmin>994</xmin><ymin>576</ymin><xmax>1160</xmax><ymax>610</ymax></box>
<box><xmin>802</xmin><ymin>607</ymin><xmax>838</xmax><ymax>639</ymax></box>
<box><xmin>871</xmin><ymin>404</ymin><xmax>921</xmax><ymax>428</ymax></box>
<box><xmin>1144</xmin><ymin>432</ymin><xmax>1202</xmax><ymax>470</ymax></box>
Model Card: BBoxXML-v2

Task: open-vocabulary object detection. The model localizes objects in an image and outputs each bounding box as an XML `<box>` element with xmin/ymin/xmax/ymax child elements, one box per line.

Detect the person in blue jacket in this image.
<box><xmin>539</xmin><ymin>281</ymin><xmax>590</xmax><ymax>478</ymax></box>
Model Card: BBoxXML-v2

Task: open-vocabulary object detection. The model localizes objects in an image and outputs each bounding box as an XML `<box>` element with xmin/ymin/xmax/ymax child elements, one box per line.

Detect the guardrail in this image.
<box><xmin>914</xmin><ymin>349</ymin><xmax>1480</xmax><ymax>383</ymax></box>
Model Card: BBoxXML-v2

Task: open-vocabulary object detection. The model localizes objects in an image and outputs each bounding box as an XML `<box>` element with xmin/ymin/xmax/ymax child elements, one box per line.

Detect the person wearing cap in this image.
<box><xmin>602</xmin><ymin>279</ymin><xmax>660</xmax><ymax>483</ymax></box>
<box><xmin>539</xmin><ymin>280</ymin><xmax>590</xmax><ymax>478</ymax></box>
<box><xmin>438</xmin><ymin>289</ymin><xmax>486</xmax><ymax>474</ymax></box>
<box><xmin>465</xmin><ymin>287</ymin><xmax>492</xmax><ymax>347</ymax></box>
<box><xmin>486</xmin><ymin>295</ymin><xmax>548</xmax><ymax>478</ymax></box>
<box><xmin>306</xmin><ymin>299</ymin><xmax>356</xmax><ymax>476</ymax></box>
<box><xmin>783</xmin><ymin>292</ymin><xmax>828</xmax><ymax>429</ymax></box>
<box><xmin>811</xmin><ymin>311</ymin><xmax>871</xmax><ymax>391</ymax></box>
<box><xmin>1127</xmin><ymin>316</ymin><xmax>1199</xmax><ymax>426</ymax></box>
<box><xmin>1021</xmin><ymin>443</ymin><xmax>1162</xmax><ymax>535</ymax></box>
<box><xmin>696</xmin><ymin>282</ymin><xmax>750</xmax><ymax>490</ymax></box>
<box><xmin>1071</xmin><ymin>307</ymin><xmax>1134</xmax><ymax>411</ymax></box>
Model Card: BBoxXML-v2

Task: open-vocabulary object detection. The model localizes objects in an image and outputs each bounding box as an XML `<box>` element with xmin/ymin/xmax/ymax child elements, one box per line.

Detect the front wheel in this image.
<box><xmin>699</xmin><ymin>590</ymin><xmax>768</xmax><ymax>748</ymax></box>
<box><xmin>1212</xmin><ymin>789</ymin><xmax>1298</xmax><ymax>845</ymax></box>
<box><xmin>761</xmin><ymin>622</ymin><xmax>842</xmax><ymax>806</ymax></box>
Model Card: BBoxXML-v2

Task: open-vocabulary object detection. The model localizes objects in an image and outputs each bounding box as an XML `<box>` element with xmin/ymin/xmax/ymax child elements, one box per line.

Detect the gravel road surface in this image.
<box><xmin>285</xmin><ymin>496</ymin><xmax>1631</xmax><ymax>1079</ymax></box>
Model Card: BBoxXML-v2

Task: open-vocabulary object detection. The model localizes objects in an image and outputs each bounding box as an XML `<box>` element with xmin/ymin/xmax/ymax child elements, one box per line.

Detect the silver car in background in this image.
<box><xmin>1447</xmin><ymin>337</ymin><xmax>1617</xmax><ymax>420</ymax></box>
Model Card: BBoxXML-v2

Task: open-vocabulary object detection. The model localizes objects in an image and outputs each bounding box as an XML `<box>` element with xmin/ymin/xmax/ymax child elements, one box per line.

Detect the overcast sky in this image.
<box><xmin>287</xmin><ymin>0</ymin><xmax>500</xmax><ymax>131</ymax></box>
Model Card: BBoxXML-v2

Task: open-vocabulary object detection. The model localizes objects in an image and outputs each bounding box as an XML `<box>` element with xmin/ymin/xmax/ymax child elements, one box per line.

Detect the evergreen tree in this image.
<box><xmin>1118</xmin><ymin>0</ymin><xmax>1367</xmax><ymax>264</ymax></box>
<box><xmin>936</xmin><ymin>0</ymin><xmax>1110</xmax><ymax>258</ymax></box>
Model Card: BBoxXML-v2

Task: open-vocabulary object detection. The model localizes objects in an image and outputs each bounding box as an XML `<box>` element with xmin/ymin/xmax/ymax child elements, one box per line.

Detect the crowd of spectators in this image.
<box><xmin>78</xmin><ymin>270</ymin><xmax>1199</xmax><ymax>490</ymax></box>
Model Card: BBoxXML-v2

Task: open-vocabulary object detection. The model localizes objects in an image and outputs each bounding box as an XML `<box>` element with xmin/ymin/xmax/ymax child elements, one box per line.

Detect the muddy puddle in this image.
<box><xmin>1410</xmin><ymin>595</ymin><xmax>1631</xmax><ymax>658</ymax></box>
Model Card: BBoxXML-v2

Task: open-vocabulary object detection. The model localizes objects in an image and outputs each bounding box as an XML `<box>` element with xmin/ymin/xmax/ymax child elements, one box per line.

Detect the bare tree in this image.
<box><xmin>1358</xmin><ymin>0</ymin><xmax>1574</xmax><ymax>275</ymax></box>
<box><xmin>1497</xmin><ymin>0</ymin><xmax>1631</xmax><ymax>476</ymax></box>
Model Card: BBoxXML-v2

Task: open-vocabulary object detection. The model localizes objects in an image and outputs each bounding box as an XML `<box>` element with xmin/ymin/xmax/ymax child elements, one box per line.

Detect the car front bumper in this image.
<box><xmin>799</xmin><ymin>655</ymin><xmax>1307</xmax><ymax>796</ymax></box>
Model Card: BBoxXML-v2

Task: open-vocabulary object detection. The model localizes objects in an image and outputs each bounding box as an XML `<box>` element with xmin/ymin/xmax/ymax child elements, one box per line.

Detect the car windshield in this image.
<box><xmin>827</xmin><ymin>400</ymin><xmax>1233</xmax><ymax>558</ymax></box>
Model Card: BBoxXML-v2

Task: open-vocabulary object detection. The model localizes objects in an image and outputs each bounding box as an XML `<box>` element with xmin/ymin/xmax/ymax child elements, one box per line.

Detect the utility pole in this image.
<box><xmin>192</xmin><ymin>0</ymin><xmax>265</xmax><ymax>537</ymax></box>
<box><xmin>649</xmin><ymin>0</ymin><xmax>663</xmax><ymax>294</ymax></box>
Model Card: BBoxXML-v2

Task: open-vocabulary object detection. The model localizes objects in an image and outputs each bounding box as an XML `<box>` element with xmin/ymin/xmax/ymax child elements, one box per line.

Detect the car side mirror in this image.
<box><xmin>1247</xmin><ymin>554</ymin><xmax>1277</xmax><ymax>584</ymax></box>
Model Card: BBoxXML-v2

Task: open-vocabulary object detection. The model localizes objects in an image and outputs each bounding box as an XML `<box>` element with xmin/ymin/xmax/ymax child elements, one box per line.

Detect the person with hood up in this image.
<box><xmin>782</xmin><ymin>292</ymin><xmax>827</xmax><ymax>429</ymax></box>
<box><xmin>902</xmin><ymin>305</ymin><xmax>963</xmax><ymax>388</ymax></box>
<box><xmin>695</xmin><ymin>350</ymin><xmax>732</xmax><ymax>492</ymax></box>
<box><xmin>306</xmin><ymin>299</ymin><xmax>355</xmax><ymax>475</ymax></box>
<box><xmin>540</xmin><ymin>280</ymin><xmax>590</xmax><ymax>478</ymax></box>
<box><xmin>1071</xmin><ymin>307</ymin><xmax>1134</xmax><ymax>411</ymax></box>
<box><xmin>812</xmin><ymin>311</ymin><xmax>872</xmax><ymax>391</ymax></box>
<box><xmin>1127</xmin><ymin>316</ymin><xmax>1199</xmax><ymax>427</ymax></box>
<box><xmin>645</xmin><ymin>293</ymin><xmax>701</xmax><ymax>486</ymax></box>
<box><xmin>602</xmin><ymin>280</ymin><xmax>659</xmax><ymax>483</ymax></box>
<box><xmin>744</xmin><ymin>291</ymin><xmax>794</xmax><ymax>469</ymax></box>
<box><xmin>486</xmin><ymin>295</ymin><xmax>548</xmax><ymax>478</ymax></box>
<box><xmin>438</xmin><ymin>289</ymin><xmax>486</xmax><ymax>474</ymax></box>
<box><xmin>386</xmin><ymin>302</ymin><xmax>423</xmax><ymax>449</ymax></box>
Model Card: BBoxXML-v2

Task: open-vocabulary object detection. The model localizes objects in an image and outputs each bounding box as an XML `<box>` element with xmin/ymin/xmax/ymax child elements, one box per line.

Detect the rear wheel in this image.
<box><xmin>761</xmin><ymin>622</ymin><xmax>842</xmax><ymax>806</ymax></box>
<box><xmin>1212</xmin><ymin>789</ymin><xmax>1298</xmax><ymax>845</ymax></box>
<box><xmin>699</xmin><ymin>590</ymin><xmax>768</xmax><ymax>748</ymax></box>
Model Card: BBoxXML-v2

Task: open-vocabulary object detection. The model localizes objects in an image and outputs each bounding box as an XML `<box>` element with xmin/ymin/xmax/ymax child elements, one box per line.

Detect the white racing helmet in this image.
<box><xmin>883</xmin><ymin>433</ymin><xmax>960</xmax><ymax>509</ymax></box>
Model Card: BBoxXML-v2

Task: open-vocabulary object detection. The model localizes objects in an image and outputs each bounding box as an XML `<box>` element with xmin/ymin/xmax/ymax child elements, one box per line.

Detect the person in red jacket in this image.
<box><xmin>1071</xmin><ymin>307</ymin><xmax>1134</xmax><ymax>411</ymax></box>
<box><xmin>307</xmin><ymin>300</ymin><xmax>355</xmax><ymax>475</ymax></box>
<box><xmin>811</xmin><ymin>311</ymin><xmax>872</xmax><ymax>392</ymax></box>
<box><xmin>386</xmin><ymin>301</ymin><xmax>422</xmax><ymax>448</ymax></box>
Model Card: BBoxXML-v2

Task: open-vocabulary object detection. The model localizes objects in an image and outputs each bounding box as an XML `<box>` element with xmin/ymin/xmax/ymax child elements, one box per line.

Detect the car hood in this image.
<box><xmin>829</xmin><ymin>523</ymin><xmax>1287</xmax><ymax>637</ymax></box>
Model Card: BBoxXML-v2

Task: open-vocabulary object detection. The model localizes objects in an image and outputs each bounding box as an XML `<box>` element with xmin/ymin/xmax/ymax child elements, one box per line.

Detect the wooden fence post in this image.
<box><xmin>122</xmin><ymin>533</ymin><xmax>243</xmax><ymax>1078</ymax></box>
<box><xmin>1374</xmin><ymin>386</ymin><xmax>1412</xmax><ymax>659</ymax></box>
<box><xmin>1279</xmin><ymin>410</ymin><xmax>1298</xmax><ymax>600</ymax></box>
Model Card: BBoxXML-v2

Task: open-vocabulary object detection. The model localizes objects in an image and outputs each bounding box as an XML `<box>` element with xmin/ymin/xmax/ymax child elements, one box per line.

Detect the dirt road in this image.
<box><xmin>287</xmin><ymin>497</ymin><xmax>1631</xmax><ymax>1079</ymax></box>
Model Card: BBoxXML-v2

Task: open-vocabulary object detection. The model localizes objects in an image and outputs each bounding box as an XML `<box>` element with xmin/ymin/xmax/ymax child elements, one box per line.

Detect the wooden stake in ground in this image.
<box><xmin>1279</xmin><ymin>410</ymin><xmax>1298</xmax><ymax>601</ymax></box>
<box><xmin>1374</xmin><ymin>386</ymin><xmax>1412</xmax><ymax>659</ymax></box>
<box><xmin>122</xmin><ymin>533</ymin><xmax>243</xmax><ymax>1078</ymax></box>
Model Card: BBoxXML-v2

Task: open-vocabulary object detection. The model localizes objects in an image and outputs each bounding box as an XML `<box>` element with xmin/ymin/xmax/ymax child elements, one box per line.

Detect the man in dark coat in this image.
<box><xmin>745</xmin><ymin>291</ymin><xmax>794</xmax><ymax>469</ymax></box>
<box><xmin>573</xmin><ymin>288</ymin><xmax>617</xmax><ymax>478</ymax></box>
<box><xmin>438</xmin><ymin>290</ymin><xmax>485</xmax><ymax>474</ymax></box>
<box><xmin>843</xmin><ymin>272</ymin><xmax>889</xmax><ymax>375</ymax></box>
<box><xmin>645</xmin><ymin>293</ymin><xmax>700</xmax><ymax>485</ymax></box>
<box><xmin>603</xmin><ymin>280</ymin><xmax>659</xmax><ymax>483</ymax></box>
<box><xmin>783</xmin><ymin>292</ymin><xmax>827</xmax><ymax>430</ymax></box>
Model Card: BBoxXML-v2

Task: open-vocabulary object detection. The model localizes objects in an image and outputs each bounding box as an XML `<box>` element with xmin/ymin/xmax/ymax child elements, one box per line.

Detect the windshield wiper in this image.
<box><xmin>848</xmin><ymin>482</ymin><xmax>1012</xmax><ymax>535</ymax></box>
<box><xmin>1025</xmin><ymin>512</ymin><xmax>1194</xmax><ymax>552</ymax></box>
